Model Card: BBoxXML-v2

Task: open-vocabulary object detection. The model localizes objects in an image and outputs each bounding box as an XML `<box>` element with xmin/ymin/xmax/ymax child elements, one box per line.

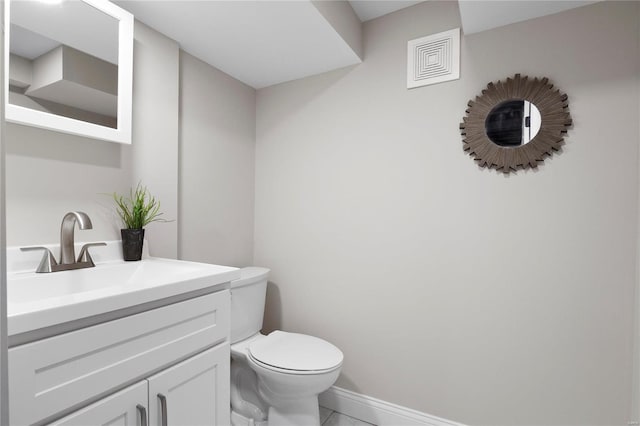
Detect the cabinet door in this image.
<box><xmin>148</xmin><ymin>344</ymin><xmax>230</xmax><ymax>426</ymax></box>
<box><xmin>47</xmin><ymin>381</ymin><xmax>148</xmax><ymax>426</ymax></box>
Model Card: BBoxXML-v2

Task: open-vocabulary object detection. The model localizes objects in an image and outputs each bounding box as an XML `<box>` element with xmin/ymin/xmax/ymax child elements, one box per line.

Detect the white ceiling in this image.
<box><xmin>116</xmin><ymin>0</ymin><xmax>361</xmax><ymax>89</ymax></box>
<box><xmin>114</xmin><ymin>0</ymin><xmax>598</xmax><ymax>90</ymax></box>
<box><xmin>458</xmin><ymin>0</ymin><xmax>599</xmax><ymax>35</ymax></box>
<box><xmin>348</xmin><ymin>1</ymin><xmax>424</xmax><ymax>22</ymax></box>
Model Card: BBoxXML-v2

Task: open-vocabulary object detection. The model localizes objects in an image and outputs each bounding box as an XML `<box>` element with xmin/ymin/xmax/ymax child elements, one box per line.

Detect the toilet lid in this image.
<box><xmin>248</xmin><ymin>331</ymin><xmax>343</xmax><ymax>372</ymax></box>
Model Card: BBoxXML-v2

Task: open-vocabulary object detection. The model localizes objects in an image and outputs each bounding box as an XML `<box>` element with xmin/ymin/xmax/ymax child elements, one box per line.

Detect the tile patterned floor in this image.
<box><xmin>320</xmin><ymin>406</ymin><xmax>376</xmax><ymax>426</ymax></box>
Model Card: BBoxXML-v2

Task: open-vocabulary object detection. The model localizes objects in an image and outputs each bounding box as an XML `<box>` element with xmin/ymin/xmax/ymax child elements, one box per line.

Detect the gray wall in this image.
<box><xmin>5</xmin><ymin>20</ymin><xmax>256</xmax><ymax>265</ymax></box>
<box><xmin>178</xmin><ymin>52</ymin><xmax>256</xmax><ymax>266</ymax></box>
<box><xmin>254</xmin><ymin>2</ymin><xmax>639</xmax><ymax>425</ymax></box>
<box><xmin>5</xmin><ymin>125</ymin><xmax>132</xmax><ymax>245</ymax></box>
<box><xmin>4</xmin><ymin>22</ymin><xmax>179</xmax><ymax>255</ymax></box>
<box><xmin>635</xmin><ymin>0</ymin><xmax>640</xmax><ymax>414</ymax></box>
<box><xmin>130</xmin><ymin>23</ymin><xmax>179</xmax><ymax>258</ymax></box>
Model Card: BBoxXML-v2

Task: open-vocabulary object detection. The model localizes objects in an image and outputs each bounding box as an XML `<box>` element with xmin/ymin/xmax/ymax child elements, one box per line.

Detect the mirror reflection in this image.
<box><xmin>8</xmin><ymin>0</ymin><xmax>119</xmax><ymax>128</ymax></box>
<box><xmin>485</xmin><ymin>100</ymin><xmax>541</xmax><ymax>147</ymax></box>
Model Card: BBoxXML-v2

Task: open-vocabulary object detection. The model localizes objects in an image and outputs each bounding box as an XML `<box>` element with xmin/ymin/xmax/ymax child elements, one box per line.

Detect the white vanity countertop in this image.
<box><xmin>6</xmin><ymin>241</ymin><xmax>240</xmax><ymax>337</ymax></box>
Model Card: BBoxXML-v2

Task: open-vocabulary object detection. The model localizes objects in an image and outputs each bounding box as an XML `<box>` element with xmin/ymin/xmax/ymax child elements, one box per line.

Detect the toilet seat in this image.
<box><xmin>248</xmin><ymin>331</ymin><xmax>343</xmax><ymax>375</ymax></box>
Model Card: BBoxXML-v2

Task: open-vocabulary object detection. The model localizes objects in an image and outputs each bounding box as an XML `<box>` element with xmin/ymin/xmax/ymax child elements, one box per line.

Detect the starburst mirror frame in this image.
<box><xmin>460</xmin><ymin>74</ymin><xmax>572</xmax><ymax>173</ymax></box>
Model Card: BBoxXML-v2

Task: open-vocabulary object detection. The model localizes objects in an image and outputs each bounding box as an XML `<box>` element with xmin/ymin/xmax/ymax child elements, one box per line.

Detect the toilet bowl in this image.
<box><xmin>230</xmin><ymin>268</ymin><xmax>343</xmax><ymax>426</ymax></box>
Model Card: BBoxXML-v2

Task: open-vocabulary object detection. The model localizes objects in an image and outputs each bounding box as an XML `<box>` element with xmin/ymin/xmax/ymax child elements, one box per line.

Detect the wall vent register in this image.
<box><xmin>407</xmin><ymin>28</ymin><xmax>460</xmax><ymax>89</ymax></box>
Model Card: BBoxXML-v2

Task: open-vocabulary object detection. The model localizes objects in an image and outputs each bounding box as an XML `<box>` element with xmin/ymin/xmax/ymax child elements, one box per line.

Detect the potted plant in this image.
<box><xmin>112</xmin><ymin>183</ymin><xmax>166</xmax><ymax>261</ymax></box>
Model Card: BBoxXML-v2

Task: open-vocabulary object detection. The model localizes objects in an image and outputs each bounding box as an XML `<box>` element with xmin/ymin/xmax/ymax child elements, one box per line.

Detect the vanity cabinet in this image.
<box><xmin>47</xmin><ymin>381</ymin><xmax>148</xmax><ymax>426</ymax></box>
<box><xmin>148</xmin><ymin>345</ymin><xmax>229</xmax><ymax>426</ymax></box>
<box><xmin>9</xmin><ymin>290</ymin><xmax>231</xmax><ymax>426</ymax></box>
<box><xmin>47</xmin><ymin>346</ymin><xmax>229</xmax><ymax>426</ymax></box>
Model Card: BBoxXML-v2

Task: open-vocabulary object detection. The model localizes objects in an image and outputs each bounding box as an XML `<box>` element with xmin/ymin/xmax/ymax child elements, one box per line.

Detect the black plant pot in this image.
<box><xmin>121</xmin><ymin>228</ymin><xmax>145</xmax><ymax>261</ymax></box>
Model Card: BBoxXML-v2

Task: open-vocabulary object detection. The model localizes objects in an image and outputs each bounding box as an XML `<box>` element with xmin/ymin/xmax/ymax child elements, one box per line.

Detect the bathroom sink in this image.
<box><xmin>7</xmin><ymin>242</ymin><xmax>240</xmax><ymax>337</ymax></box>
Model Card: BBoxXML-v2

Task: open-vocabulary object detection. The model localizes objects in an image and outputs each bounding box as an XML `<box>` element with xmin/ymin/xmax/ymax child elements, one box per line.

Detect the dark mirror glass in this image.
<box><xmin>485</xmin><ymin>100</ymin><xmax>540</xmax><ymax>147</ymax></box>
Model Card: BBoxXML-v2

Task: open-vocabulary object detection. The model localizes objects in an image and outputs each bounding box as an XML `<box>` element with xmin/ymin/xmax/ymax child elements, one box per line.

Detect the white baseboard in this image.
<box><xmin>318</xmin><ymin>386</ymin><xmax>466</xmax><ymax>426</ymax></box>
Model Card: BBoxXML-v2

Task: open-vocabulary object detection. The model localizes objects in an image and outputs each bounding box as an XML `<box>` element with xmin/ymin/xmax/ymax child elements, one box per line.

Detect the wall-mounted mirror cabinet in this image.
<box><xmin>4</xmin><ymin>0</ymin><xmax>133</xmax><ymax>144</ymax></box>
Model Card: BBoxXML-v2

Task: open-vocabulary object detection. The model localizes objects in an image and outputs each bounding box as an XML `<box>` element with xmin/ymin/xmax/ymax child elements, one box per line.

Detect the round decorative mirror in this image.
<box><xmin>460</xmin><ymin>74</ymin><xmax>572</xmax><ymax>173</ymax></box>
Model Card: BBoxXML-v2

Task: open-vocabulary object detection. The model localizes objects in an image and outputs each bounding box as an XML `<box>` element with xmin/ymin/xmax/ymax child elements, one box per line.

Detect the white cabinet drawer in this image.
<box><xmin>10</xmin><ymin>290</ymin><xmax>229</xmax><ymax>426</ymax></box>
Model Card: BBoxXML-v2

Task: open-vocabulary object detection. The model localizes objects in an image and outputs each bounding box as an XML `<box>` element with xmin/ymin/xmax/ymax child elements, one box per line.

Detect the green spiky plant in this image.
<box><xmin>112</xmin><ymin>183</ymin><xmax>166</xmax><ymax>229</ymax></box>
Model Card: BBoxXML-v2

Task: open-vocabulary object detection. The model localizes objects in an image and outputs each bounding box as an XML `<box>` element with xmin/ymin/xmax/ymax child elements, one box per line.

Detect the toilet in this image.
<box><xmin>230</xmin><ymin>267</ymin><xmax>343</xmax><ymax>426</ymax></box>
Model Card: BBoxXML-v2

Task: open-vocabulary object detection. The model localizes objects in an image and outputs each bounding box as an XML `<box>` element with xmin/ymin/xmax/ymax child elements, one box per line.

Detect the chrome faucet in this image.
<box><xmin>60</xmin><ymin>211</ymin><xmax>92</xmax><ymax>264</ymax></box>
<box><xmin>21</xmin><ymin>211</ymin><xmax>106</xmax><ymax>273</ymax></box>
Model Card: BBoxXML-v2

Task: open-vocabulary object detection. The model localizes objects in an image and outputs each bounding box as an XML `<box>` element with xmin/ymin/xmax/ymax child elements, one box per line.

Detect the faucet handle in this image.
<box><xmin>77</xmin><ymin>242</ymin><xmax>107</xmax><ymax>266</ymax></box>
<box><xmin>20</xmin><ymin>246</ymin><xmax>58</xmax><ymax>273</ymax></box>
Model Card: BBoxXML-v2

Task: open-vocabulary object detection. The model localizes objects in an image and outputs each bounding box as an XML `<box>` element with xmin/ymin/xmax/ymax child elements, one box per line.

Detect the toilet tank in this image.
<box><xmin>230</xmin><ymin>267</ymin><xmax>270</xmax><ymax>344</ymax></box>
